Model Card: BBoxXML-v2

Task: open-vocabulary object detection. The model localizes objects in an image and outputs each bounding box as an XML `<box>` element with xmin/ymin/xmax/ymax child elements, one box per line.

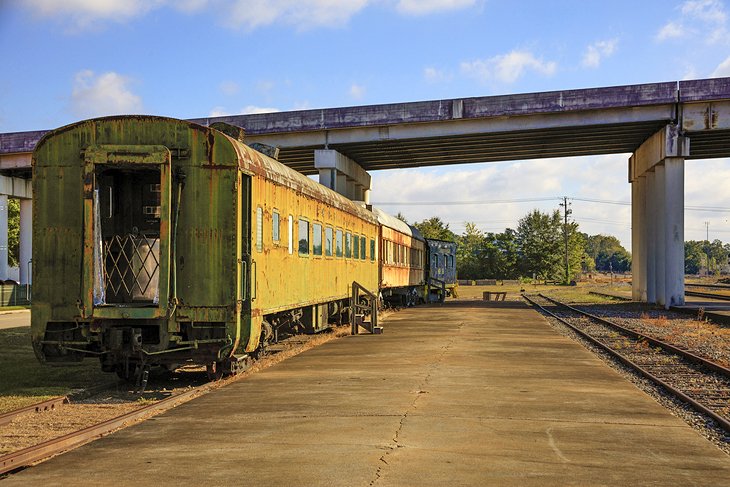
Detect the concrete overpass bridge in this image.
<box><xmin>2</xmin><ymin>77</ymin><xmax>730</xmax><ymax>306</ymax></box>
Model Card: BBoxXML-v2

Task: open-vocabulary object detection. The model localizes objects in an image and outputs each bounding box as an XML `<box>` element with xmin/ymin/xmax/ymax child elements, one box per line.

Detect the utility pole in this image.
<box><xmin>559</xmin><ymin>196</ymin><xmax>572</xmax><ymax>284</ymax></box>
<box><xmin>705</xmin><ymin>221</ymin><xmax>711</xmax><ymax>274</ymax></box>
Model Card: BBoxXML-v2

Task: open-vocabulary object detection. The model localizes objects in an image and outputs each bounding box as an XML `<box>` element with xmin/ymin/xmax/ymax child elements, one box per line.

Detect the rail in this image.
<box><xmin>350</xmin><ymin>281</ymin><xmax>378</xmax><ymax>335</ymax></box>
<box><xmin>523</xmin><ymin>293</ymin><xmax>730</xmax><ymax>435</ymax></box>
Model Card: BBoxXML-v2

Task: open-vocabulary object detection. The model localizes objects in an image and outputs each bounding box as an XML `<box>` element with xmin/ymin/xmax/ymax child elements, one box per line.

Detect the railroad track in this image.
<box><xmin>685</xmin><ymin>283</ymin><xmax>730</xmax><ymax>291</ymax></box>
<box><xmin>685</xmin><ymin>290</ymin><xmax>730</xmax><ymax>301</ymax></box>
<box><xmin>0</xmin><ymin>326</ymin><xmax>348</xmax><ymax>476</ymax></box>
<box><xmin>0</xmin><ymin>385</ymin><xmax>206</xmax><ymax>476</ymax></box>
<box><xmin>523</xmin><ymin>293</ymin><xmax>730</xmax><ymax>435</ymax></box>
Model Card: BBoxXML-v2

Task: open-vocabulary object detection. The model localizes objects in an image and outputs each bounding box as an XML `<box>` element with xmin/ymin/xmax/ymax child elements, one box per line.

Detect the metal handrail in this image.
<box><xmin>350</xmin><ymin>281</ymin><xmax>378</xmax><ymax>334</ymax></box>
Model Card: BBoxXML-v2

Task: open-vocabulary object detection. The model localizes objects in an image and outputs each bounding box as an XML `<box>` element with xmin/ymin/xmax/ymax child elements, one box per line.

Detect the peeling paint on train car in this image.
<box><xmin>31</xmin><ymin>115</ymin><xmax>382</xmax><ymax>372</ymax></box>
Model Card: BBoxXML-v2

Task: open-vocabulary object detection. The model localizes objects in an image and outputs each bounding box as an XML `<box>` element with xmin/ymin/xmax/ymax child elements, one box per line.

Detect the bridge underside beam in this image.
<box><xmin>314</xmin><ymin>150</ymin><xmax>372</xmax><ymax>203</ymax></box>
<box><xmin>630</xmin><ymin>126</ymin><xmax>688</xmax><ymax>308</ymax></box>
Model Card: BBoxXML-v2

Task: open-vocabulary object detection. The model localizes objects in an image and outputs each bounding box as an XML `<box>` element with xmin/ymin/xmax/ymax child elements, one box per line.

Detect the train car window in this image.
<box><xmin>272</xmin><ymin>210</ymin><xmax>280</xmax><ymax>242</ymax></box>
<box><xmin>313</xmin><ymin>223</ymin><xmax>323</xmax><ymax>256</ymax></box>
<box><xmin>336</xmin><ymin>229</ymin><xmax>343</xmax><ymax>257</ymax></box>
<box><xmin>345</xmin><ymin>232</ymin><xmax>352</xmax><ymax>258</ymax></box>
<box><xmin>360</xmin><ymin>236</ymin><xmax>366</xmax><ymax>260</ymax></box>
<box><xmin>325</xmin><ymin>227</ymin><xmax>333</xmax><ymax>256</ymax></box>
<box><xmin>298</xmin><ymin>219</ymin><xmax>309</xmax><ymax>255</ymax></box>
<box><xmin>256</xmin><ymin>207</ymin><xmax>263</xmax><ymax>252</ymax></box>
<box><xmin>353</xmin><ymin>235</ymin><xmax>360</xmax><ymax>259</ymax></box>
<box><xmin>288</xmin><ymin>215</ymin><xmax>294</xmax><ymax>254</ymax></box>
<box><xmin>370</xmin><ymin>239</ymin><xmax>375</xmax><ymax>261</ymax></box>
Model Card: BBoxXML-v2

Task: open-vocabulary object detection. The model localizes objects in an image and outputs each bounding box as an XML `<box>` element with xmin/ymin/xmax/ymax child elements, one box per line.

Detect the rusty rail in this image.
<box><xmin>0</xmin><ymin>386</ymin><xmax>204</xmax><ymax>475</ymax></box>
<box><xmin>0</xmin><ymin>397</ymin><xmax>69</xmax><ymax>427</ymax></box>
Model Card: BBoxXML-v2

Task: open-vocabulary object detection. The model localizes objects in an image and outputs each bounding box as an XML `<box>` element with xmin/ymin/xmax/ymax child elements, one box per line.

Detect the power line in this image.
<box><xmin>376</xmin><ymin>197</ymin><xmax>730</xmax><ymax>213</ymax></box>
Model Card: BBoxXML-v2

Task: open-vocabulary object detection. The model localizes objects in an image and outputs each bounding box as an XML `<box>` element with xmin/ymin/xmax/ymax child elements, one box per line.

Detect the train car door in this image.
<box><xmin>237</xmin><ymin>171</ymin><xmax>252</xmax><ymax>352</ymax></box>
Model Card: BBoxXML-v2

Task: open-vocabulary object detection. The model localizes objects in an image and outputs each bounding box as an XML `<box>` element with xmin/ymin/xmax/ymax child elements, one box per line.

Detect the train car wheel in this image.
<box><xmin>206</xmin><ymin>361</ymin><xmax>224</xmax><ymax>381</ymax></box>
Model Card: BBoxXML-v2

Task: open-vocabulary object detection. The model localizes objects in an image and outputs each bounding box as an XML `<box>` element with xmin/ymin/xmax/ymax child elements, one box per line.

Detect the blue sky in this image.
<box><xmin>2</xmin><ymin>0</ymin><xmax>730</xmax><ymax>248</ymax></box>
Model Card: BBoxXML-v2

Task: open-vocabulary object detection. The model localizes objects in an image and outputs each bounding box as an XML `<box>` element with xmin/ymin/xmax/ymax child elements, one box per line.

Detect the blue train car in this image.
<box><xmin>424</xmin><ymin>238</ymin><xmax>458</xmax><ymax>301</ymax></box>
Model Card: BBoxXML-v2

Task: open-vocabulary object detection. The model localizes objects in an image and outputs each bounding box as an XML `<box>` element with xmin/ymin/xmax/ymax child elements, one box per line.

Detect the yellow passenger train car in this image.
<box><xmin>31</xmin><ymin>115</ymin><xmax>379</xmax><ymax>379</ymax></box>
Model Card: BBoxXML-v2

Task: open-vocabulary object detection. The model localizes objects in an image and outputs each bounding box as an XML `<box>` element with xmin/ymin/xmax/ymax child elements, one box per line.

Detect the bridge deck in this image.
<box><xmin>4</xmin><ymin>300</ymin><xmax>729</xmax><ymax>485</ymax></box>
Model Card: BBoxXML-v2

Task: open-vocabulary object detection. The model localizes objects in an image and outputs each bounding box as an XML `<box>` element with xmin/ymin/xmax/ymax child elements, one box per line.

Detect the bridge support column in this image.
<box><xmin>315</xmin><ymin>150</ymin><xmax>372</xmax><ymax>203</ymax></box>
<box><xmin>629</xmin><ymin>125</ymin><xmax>688</xmax><ymax>308</ymax></box>
<box><xmin>19</xmin><ymin>199</ymin><xmax>32</xmax><ymax>285</ymax></box>
<box><xmin>631</xmin><ymin>175</ymin><xmax>646</xmax><ymax>301</ymax></box>
<box><xmin>0</xmin><ymin>195</ymin><xmax>7</xmax><ymax>280</ymax></box>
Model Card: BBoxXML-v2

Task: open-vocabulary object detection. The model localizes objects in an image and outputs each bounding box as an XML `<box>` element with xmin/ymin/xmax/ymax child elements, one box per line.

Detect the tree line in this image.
<box><xmin>404</xmin><ymin>209</ymin><xmax>631</xmax><ymax>282</ymax></box>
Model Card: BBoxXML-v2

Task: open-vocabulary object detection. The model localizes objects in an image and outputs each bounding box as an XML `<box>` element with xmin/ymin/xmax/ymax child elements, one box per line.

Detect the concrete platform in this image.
<box><xmin>5</xmin><ymin>301</ymin><xmax>730</xmax><ymax>485</ymax></box>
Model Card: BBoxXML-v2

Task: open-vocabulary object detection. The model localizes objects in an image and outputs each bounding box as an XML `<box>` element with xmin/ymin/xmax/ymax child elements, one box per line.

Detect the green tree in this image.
<box><xmin>395</xmin><ymin>212</ymin><xmax>408</xmax><ymax>223</ymax></box>
<box><xmin>412</xmin><ymin>217</ymin><xmax>456</xmax><ymax>241</ymax></box>
<box><xmin>685</xmin><ymin>240</ymin><xmax>705</xmax><ymax>274</ymax></box>
<box><xmin>456</xmin><ymin>222</ymin><xmax>485</xmax><ymax>279</ymax></box>
<box><xmin>516</xmin><ymin>209</ymin><xmax>563</xmax><ymax>281</ymax></box>
<box><xmin>585</xmin><ymin>234</ymin><xmax>631</xmax><ymax>273</ymax></box>
<box><xmin>8</xmin><ymin>198</ymin><xmax>19</xmax><ymax>267</ymax></box>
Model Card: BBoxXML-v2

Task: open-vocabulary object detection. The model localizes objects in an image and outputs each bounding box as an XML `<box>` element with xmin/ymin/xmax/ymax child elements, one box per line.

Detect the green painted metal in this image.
<box><xmin>32</xmin><ymin>116</ymin><xmax>247</xmax><ymax>367</ymax></box>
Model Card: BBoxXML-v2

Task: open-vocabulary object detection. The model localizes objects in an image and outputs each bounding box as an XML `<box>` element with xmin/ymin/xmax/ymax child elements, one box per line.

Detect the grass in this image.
<box><xmin>0</xmin><ymin>326</ymin><xmax>109</xmax><ymax>413</ymax></box>
<box><xmin>0</xmin><ymin>306</ymin><xmax>31</xmax><ymax>312</ymax></box>
<box><xmin>455</xmin><ymin>281</ymin><xmax>622</xmax><ymax>305</ymax></box>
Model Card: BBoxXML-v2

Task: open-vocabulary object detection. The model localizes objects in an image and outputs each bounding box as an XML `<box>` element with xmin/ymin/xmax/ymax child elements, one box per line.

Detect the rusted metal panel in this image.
<box><xmin>32</xmin><ymin>116</ymin><xmax>240</xmax><ymax>365</ymax></box>
<box><xmin>242</xmin><ymin>150</ymin><xmax>379</xmax><ymax>350</ymax></box>
<box><xmin>379</xmin><ymin>224</ymin><xmax>425</xmax><ymax>290</ymax></box>
<box><xmin>682</xmin><ymin>101</ymin><xmax>730</xmax><ymax>132</ymax></box>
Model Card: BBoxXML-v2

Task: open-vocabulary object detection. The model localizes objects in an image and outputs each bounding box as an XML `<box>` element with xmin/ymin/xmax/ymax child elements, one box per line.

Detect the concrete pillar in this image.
<box><xmin>645</xmin><ymin>171</ymin><xmax>656</xmax><ymax>304</ymax></box>
<box><xmin>19</xmin><ymin>199</ymin><xmax>32</xmax><ymax>285</ymax></box>
<box><xmin>629</xmin><ymin>125</ymin><xmax>689</xmax><ymax>307</ymax></box>
<box><xmin>655</xmin><ymin>165</ymin><xmax>666</xmax><ymax>307</ymax></box>
<box><xmin>314</xmin><ymin>149</ymin><xmax>371</xmax><ymax>202</ymax></box>
<box><xmin>664</xmin><ymin>158</ymin><xmax>685</xmax><ymax>306</ymax></box>
<box><xmin>631</xmin><ymin>176</ymin><xmax>647</xmax><ymax>301</ymax></box>
<box><xmin>0</xmin><ymin>195</ymin><xmax>8</xmax><ymax>280</ymax></box>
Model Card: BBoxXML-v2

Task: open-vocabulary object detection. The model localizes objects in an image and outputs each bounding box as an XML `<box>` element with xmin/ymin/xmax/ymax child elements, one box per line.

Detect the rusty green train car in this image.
<box><xmin>32</xmin><ymin>116</ymin><xmax>379</xmax><ymax>377</ymax></box>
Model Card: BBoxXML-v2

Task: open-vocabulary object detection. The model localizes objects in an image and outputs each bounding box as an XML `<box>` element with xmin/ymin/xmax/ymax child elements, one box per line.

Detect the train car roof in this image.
<box><xmin>365</xmin><ymin>205</ymin><xmax>425</xmax><ymax>242</ymax></box>
<box><xmin>34</xmin><ymin>115</ymin><xmax>378</xmax><ymax>225</ymax></box>
<box><xmin>224</xmin><ymin>137</ymin><xmax>378</xmax><ymax>225</ymax></box>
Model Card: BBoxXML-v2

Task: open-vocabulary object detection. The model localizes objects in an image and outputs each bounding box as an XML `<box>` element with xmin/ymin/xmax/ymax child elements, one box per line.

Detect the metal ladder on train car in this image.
<box><xmin>350</xmin><ymin>281</ymin><xmax>382</xmax><ymax>335</ymax></box>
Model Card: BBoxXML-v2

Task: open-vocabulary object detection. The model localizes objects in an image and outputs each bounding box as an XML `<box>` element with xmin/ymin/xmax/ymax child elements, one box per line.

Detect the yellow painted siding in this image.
<box><xmin>250</xmin><ymin>174</ymin><xmax>379</xmax><ymax>317</ymax></box>
<box><xmin>380</xmin><ymin>226</ymin><xmax>425</xmax><ymax>289</ymax></box>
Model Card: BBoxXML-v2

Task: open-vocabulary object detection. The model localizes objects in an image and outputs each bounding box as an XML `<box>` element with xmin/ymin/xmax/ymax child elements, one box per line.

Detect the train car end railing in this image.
<box><xmin>350</xmin><ymin>281</ymin><xmax>380</xmax><ymax>335</ymax></box>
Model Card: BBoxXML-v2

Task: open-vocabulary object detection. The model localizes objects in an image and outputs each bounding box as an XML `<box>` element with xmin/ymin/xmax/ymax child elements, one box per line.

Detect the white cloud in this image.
<box><xmin>241</xmin><ymin>105</ymin><xmax>280</xmax><ymax>114</ymax></box>
<box><xmin>712</xmin><ymin>55</ymin><xmax>730</xmax><ymax>76</ymax></box>
<box><xmin>224</xmin><ymin>0</ymin><xmax>369</xmax><ymax>30</ymax></box>
<box><xmin>209</xmin><ymin>107</ymin><xmax>231</xmax><ymax>117</ymax></box>
<box><xmin>461</xmin><ymin>50</ymin><xmax>557</xmax><ymax>84</ymax></box>
<box><xmin>370</xmin><ymin>154</ymin><xmax>634</xmax><ymax>247</ymax></box>
<box><xmin>396</xmin><ymin>0</ymin><xmax>476</xmax><ymax>15</ymax></box>
<box><xmin>209</xmin><ymin>105</ymin><xmax>281</xmax><ymax>117</ymax></box>
<box><xmin>22</xmin><ymin>0</ymin><xmax>158</xmax><ymax>29</ymax></box>
<box><xmin>656</xmin><ymin>21</ymin><xmax>686</xmax><ymax>41</ymax></box>
<box><xmin>656</xmin><ymin>0</ymin><xmax>728</xmax><ymax>44</ymax></box>
<box><xmin>219</xmin><ymin>80</ymin><xmax>240</xmax><ymax>96</ymax></box>
<box><xmin>349</xmin><ymin>83</ymin><xmax>365</xmax><ymax>100</ymax></box>
<box><xmin>424</xmin><ymin>66</ymin><xmax>452</xmax><ymax>83</ymax></box>
<box><xmin>21</xmin><ymin>0</ymin><xmax>483</xmax><ymax>31</ymax></box>
<box><xmin>582</xmin><ymin>39</ymin><xmax>618</xmax><ymax>68</ymax></box>
<box><xmin>70</xmin><ymin>70</ymin><xmax>142</xmax><ymax>118</ymax></box>
<box><xmin>681</xmin><ymin>0</ymin><xmax>726</xmax><ymax>24</ymax></box>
